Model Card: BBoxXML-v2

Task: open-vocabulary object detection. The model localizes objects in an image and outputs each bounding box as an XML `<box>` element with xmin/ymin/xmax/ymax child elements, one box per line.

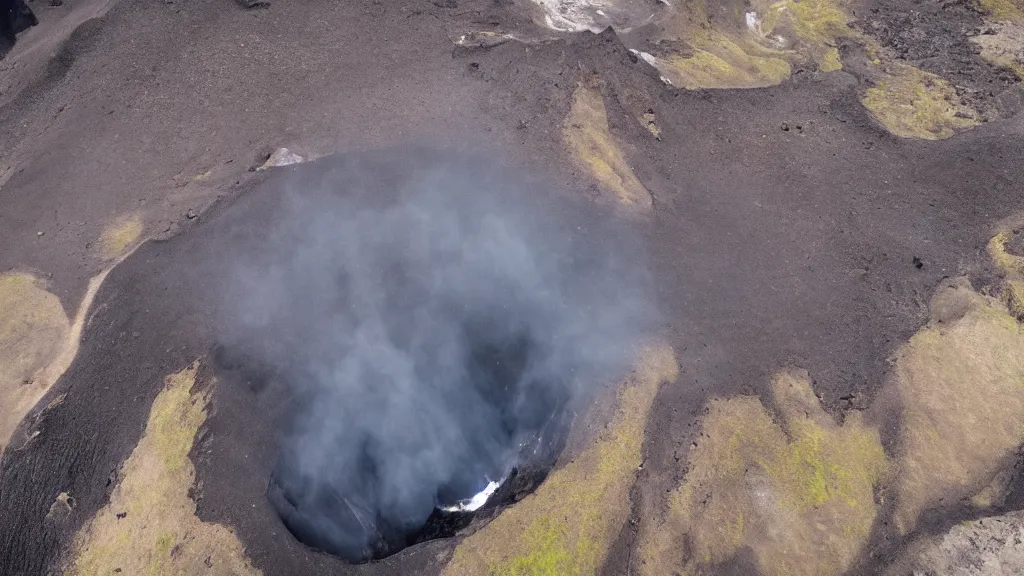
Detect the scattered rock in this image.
<box><xmin>642</xmin><ymin>109</ymin><xmax>662</xmax><ymax>140</ymax></box>
<box><xmin>886</xmin><ymin>511</ymin><xmax>1024</xmax><ymax>575</ymax></box>
<box><xmin>46</xmin><ymin>491</ymin><xmax>74</xmax><ymax>522</ymax></box>
<box><xmin>257</xmin><ymin>148</ymin><xmax>304</xmax><ymax>171</ymax></box>
<box><xmin>453</xmin><ymin>31</ymin><xmax>516</xmax><ymax>48</ymax></box>
<box><xmin>973</xmin><ymin>21</ymin><xmax>1024</xmax><ymax>83</ymax></box>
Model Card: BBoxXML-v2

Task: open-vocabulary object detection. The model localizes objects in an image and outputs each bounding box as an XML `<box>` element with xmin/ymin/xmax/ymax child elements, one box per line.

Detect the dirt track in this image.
<box><xmin>3</xmin><ymin>0</ymin><xmax>1024</xmax><ymax>574</ymax></box>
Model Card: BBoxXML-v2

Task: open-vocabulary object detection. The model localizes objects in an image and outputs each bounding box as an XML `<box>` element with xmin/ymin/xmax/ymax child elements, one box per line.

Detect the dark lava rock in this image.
<box><xmin>1</xmin><ymin>0</ymin><xmax>37</xmax><ymax>59</ymax></box>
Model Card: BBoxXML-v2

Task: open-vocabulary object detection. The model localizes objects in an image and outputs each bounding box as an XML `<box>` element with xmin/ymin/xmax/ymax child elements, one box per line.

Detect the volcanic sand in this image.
<box><xmin>2</xmin><ymin>0</ymin><xmax>1024</xmax><ymax>574</ymax></box>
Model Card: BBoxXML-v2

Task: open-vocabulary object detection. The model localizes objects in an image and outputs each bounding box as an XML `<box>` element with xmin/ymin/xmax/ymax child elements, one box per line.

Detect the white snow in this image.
<box><xmin>531</xmin><ymin>0</ymin><xmax>661</xmax><ymax>33</ymax></box>
<box><xmin>439</xmin><ymin>480</ymin><xmax>503</xmax><ymax>513</ymax></box>
<box><xmin>258</xmin><ymin>148</ymin><xmax>304</xmax><ymax>170</ymax></box>
<box><xmin>745</xmin><ymin>11</ymin><xmax>760</xmax><ymax>33</ymax></box>
<box><xmin>628</xmin><ymin>48</ymin><xmax>660</xmax><ymax>67</ymax></box>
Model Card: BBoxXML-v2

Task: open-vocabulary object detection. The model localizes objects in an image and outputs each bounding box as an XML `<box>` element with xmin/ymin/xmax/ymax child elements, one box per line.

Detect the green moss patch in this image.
<box><xmin>445</xmin><ymin>344</ymin><xmax>679</xmax><ymax>576</ymax></box>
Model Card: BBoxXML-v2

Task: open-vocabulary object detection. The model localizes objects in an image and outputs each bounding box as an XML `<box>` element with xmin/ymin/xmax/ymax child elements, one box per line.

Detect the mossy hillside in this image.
<box><xmin>445</xmin><ymin>344</ymin><xmax>679</xmax><ymax>576</ymax></box>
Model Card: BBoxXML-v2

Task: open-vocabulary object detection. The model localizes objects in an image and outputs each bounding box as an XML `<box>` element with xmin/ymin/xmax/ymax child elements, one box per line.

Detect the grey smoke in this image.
<box><xmin>218</xmin><ymin>149</ymin><xmax>654</xmax><ymax>561</ymax></box>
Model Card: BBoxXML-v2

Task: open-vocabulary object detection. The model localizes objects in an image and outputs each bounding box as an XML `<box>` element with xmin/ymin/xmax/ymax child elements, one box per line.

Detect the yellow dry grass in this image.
<box><xmin>658</xmin><ymin>34</ymin><xmax>792</xmax><ymax>90</ymax></box>
<box><xmin>563</xmin><ymin>83</ymin><xmax>652</xmax><ymax>210</ymax></box>
<box><xmin>988</xmin><ymin>230</ymin><xmax>1024</xmax><ymax>278</ymax></box>
<box><xmin>892</xmin><ymin>279</ymin><xmax>1024</xmax><ymax>533</ymax></box>
<box><xmin>820</xmin><ymin>46</ymin><xmax>843</xmax><ymax>72</ymax></box>
<box><xmin>774</xmin><ymin>0</ymin><xmax>851</xmax><ymax>44</ymax></box>
<box><xmin>632</xmin><ymin>232</ymin><xmax>1024</xmax><ymax>573</ymax></box>
<box><xmin>444</xmin><ymin>343</ymin><xmax>678</xmax><ymax>576</ymax></box>
<box><xmin>643</xmin><ymin>0</ymin><xmax>851</xmax><ymax>90</ymax></box>
<box><xmin>0</xmin><ymin>266</ymin><xmax>119</xmax><ymax>453</ymax></box>
<box><xmin>761</xmin><ymin>0</ymin><xmax>852</xmax><ymax>70</ymax></box>
<box><xmin>98</xmin><ymin>213</ymin><xmax>144</xmax><ymax>260</ymax></box>
<box><xmin>69</xmin><ymin>362</ymin><xmax>260</xmax><ymax>576</ymax></box>
<box><xmin>0</xmin><ymin>272</ymin><xmax>70</xmax><ymax>452</ymax></box>
<box><xmin>640</xmin><ymin>369</ymin><xmax>889</xmax><ymax>576</ymax></box>
<box><xmin>972</xmin><ymin>22</ymin><xmax>1024</xmax><ymax>79</ymax></box>
<box><xmin>987</xmin><ymin>231</ymin><xmax>1024</xmax><ymax>318</ymax></box>
<box><xmin>861</xmin><ymin>64</ymin><xmax>979</xmax><ymax>140</ymax></box>
<box><xmin>643</xmin><ymin>0</ymin><xmax>986</xmax><ymax>140</ymax></box>
<box><xmin>980</xmin><ymin>0</ymin><xmax>1024</xmax><ymax>21</ymax></box>
<box><xmin>648</xmin><ymin>2</ymin><xmax>793</xmax><ymax>90</ymax></box>
<box><xmin>1003</xmin><ymin>280</ymin><xmax>1024</xmax><ymax>320</ymax></box>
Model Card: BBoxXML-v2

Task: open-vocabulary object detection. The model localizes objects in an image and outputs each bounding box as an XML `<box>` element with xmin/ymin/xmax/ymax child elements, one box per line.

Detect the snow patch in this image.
<box><xmin>531</xmin><ymin>0</ymin><xmax>664</xmax><ymax>33</ymax></box>
<box><xmin>258</xmin><ymin>148</ymin><xmax>304</xmax><ymax>170</ymax></box>
<box><xmin>439</xmin><ymin>480</ymin><xmax>503</xmax><ymax>513</ymax></box>
<box><xmin>629</xmin><ymin>48</ymin><xmax>660</xmax><ymax>67</ymax></box>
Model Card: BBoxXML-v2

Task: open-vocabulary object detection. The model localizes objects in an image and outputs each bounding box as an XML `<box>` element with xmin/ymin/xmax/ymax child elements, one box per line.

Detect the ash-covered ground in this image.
<box><xmin>2</xmin><ymin>0</ymin><xmax>1024</xmax><ymax>574</ymax></box>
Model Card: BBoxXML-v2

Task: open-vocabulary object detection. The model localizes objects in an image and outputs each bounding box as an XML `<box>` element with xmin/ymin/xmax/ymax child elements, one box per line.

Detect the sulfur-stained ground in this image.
<box><xmin>3</xmin><ymin>0</ymin><xmax>1024</xmax><ymax>574</ymax></box>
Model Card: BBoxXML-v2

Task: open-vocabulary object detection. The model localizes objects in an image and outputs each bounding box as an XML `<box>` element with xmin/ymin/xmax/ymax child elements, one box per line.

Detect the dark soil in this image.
<box><xmin>856</xmin><ymin>0</ymin><xmax>1022</xmax><ymax>119</ymax></box>
<box><xmin>2</xmin><ymin>0</ymin><xmax>1024</xmax><ymax>575</ymax></box>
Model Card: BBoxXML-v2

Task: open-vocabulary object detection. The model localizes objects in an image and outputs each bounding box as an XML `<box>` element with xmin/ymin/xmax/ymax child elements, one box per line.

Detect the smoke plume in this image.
<box><xmin>217</xmin><ymin>149</ymin><xmax>654</xmax><ymax>561</ymax></box>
